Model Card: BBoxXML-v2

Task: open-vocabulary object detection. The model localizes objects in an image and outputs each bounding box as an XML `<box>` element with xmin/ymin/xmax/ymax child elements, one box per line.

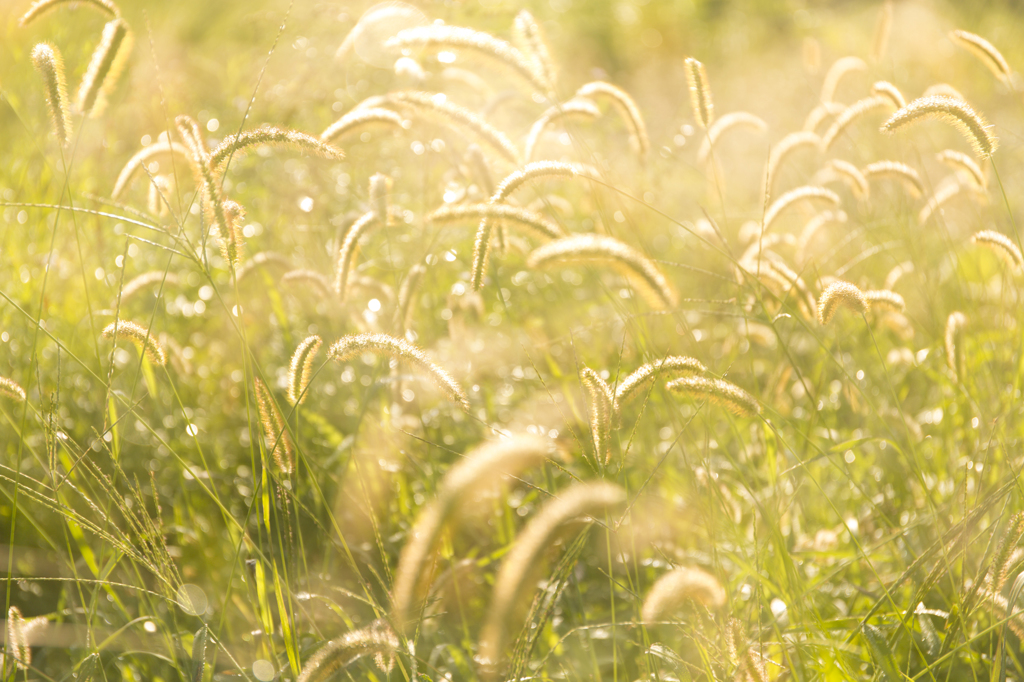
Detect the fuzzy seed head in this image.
<box><xmin>31</xmin><ymin>43</ymin><xmax>71</xmax><ymax>147</ymax></box>
<box><xmin>864</xmin><ymin>289</ymin><xmax>906</xmax><ymax>313</ymax></box>
<box><xmin>973</xmin><ymin>230</ymin><xmax>1023</xmax><ymax>271</ymax></box>
<box><xmin>321</xmin><ymin>107</ymin><xmax>406</xmax><ymax>142</ymax></box>
<box><xmin>641</xmin><ymin>566</ymin><xmax>726</xmax><ymax>622</ymax></box>
<box><xmin>881</xmin><ymin>95</ymin><xmax>997</xmax><ymax>157</ymax></box>
<box><xmin>614</xmin><ymin>356</ymin><xmax>708</xmax><ymax>418</ymax></box>
<box><xmin>862</xmin><ymin>160</ymin><xmax>924</xmax><ymax>198</ymax></box>
<box><xmin>328</xmin><ymin>333</ymin><xmax>468</xmax><ymax>410</ymax></box>
<box><xmin>575</xmin><ymin>81</ymin><xmax>649</xmax><ymax>158</ymax></box>
<box><xmin>209</xmin><ymin>126</ymin><xmax>344</xmax><ymax>174</ymax></box>
<box><xmin>937</xmin><ymin>149</ymin><xmax>987</xmax><ymax>188</ymax></box>
<box><xmin>665</xmin><ymin>376</ymin><xmax>760</xmax><ymax>417</ymax></box>
<box><xmin>945</xmin><ymin>311</ymin><xmax>968</xmax><ymax>379</ymax></box>
<box><xmin>762</xmin><ymin>185</ymin><xmax>841</xmax><ymax>231</ymax></box>
<box><xmin>298</xmin><ymin>621</ymin><xmax>399</xmax><ymax>682</ymax></box>
<box><xmin>20</xmin><ymin>0</ymin><xmax>118</xmax><ymax>25</ymax></box>
<box><xmin>685</xmin><ymin>57</ymin><xmax>714</xmax><ymax>128</ymax></box>
<box><xmin>579</xmin><ymin>368</ymin><xmax>613</xmax><ymax>465</ymax></box>
<box><xmin>817</xmin><ymin>281</ymin><xmax>869</xmax><ymax>324</ymax></box>
<box><xmin>253</xmin><ymin>378</ymin><xmax>295</xmax><ymax>474</ymax></box>
<box><xmin>76</xmin><ymin>18</ymin><xmax>132</xmax><ymax>117</ymax></box>
<box><xmin>950</xmin><ymin>29</ymin><xmax>1012</xmax><ymax>86</ymax></box>
<box><xmin>102</xmin><ymin>320</ymin><xmax>167</xmax><ymax>365</ymax></box>
<box><xmin>287</xmin><ymin>336</ymin><xmax>322</xmax><ymax>406</ymax></box>
<box><xmin>0</xmin><ymin>377</ymin><xmax>26</xmax><ymax>402</ymax></box>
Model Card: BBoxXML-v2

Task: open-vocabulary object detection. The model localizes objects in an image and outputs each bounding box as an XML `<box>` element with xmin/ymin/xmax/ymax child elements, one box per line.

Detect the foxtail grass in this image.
<box><xmin>0</xmin><ymin>377</ymin><xmax>26</xmax><ymax>402</ymax></box>
<box><xmin>862</xmin><ymin>160</ymin><xmax>924</xmax><ymax>198</ymax></box>
<box><xmin>76</xmin><ymin>18</ymin><xmax>132</xmax><ymax>117</ymax></box>
<box><xmin>209</xmin><ymin>126</ymin><xmax>344</xmax><ymax>174</ymax></box>
<box><xmin>429</xmin><ymin>203</ymin><xmax>564</xmax><ymax>241</ymax></box>
<box><xmin>526</xmin><ymin>234</ymin><xmax>677</xmax><ymax>309</ymax></box>
<box><xmin>864</xmin><ymin>289</ymin><xmax>906</xmax><ymax>313</ymax></box>
<box><xmin>579</xmin><ymin>368</ymin><xmax>613</xmax><ymax>465</ymax></box>
<box><xmin>937</xmin><ymin>149</ymin><xmax>987</xmax><ymax>187</ymax></box>
<box><xmin>697</xmin><ymin>112</ymin><xmax>767</xmax><ymax>165</ymax></box>
<box><xmin>31</xmin><ymin>43</ymin><xmax>71</xmax><ymax>147</ymax></box>
<box><xmin>387</xmin><ymin>91</ymin><xmax>520</xmax><ymax>163</ymax></box>
<box><xmin>821</xmin><ymin>96</ymin><xmax>892</xmax><ymax>151</ymax></box>
<box><xmin>871</xmin><ymin>81</ymin><xmax>906</xmax><ymax>108</ymax></box>
<box><xmin>19</xmin><ymin>0</ymin><xmax>118</xmax><ymax>25</ymax></box>
<box><xmin>641</xmin><ymin>566</ymin><xmax>726</xmax><ymax>622</ymax></box>
<box><xmin>102</xmin><ymin>320</ymin><xmax>167</xmax><ymax>365</ymax></box>
<box><xmin>386</xmin><ymin>25</ymin><xmax>551</xmax><ymax>94</ymax></box>
<box><xmin>765</xmin><ymin>131</ymin><xmax>820</xmax><ymax>194</ymax></box>
<box><xmin>575</xmin><ymin>81</ymin><xmax>650</xmax><ymax>159</ymax></box>
<box><xmin>881</xmin><ymin>95</ymin><xmax>997</xmax><ymax>157</ymax></box>
<box><xmin>684</xmin><ymin>57</ymin><xmax>714</xmax><ymax>128</ymax></box>
<box><xmin>287</xmin><ymin>335</ymin><xmax>322</xmax><ymax>406</ymax></box>
<box><xmin>665</xmin><ymin>376</ymin><xmax>760</xmax><ymax>417</ymax></box>
<box><xmin>327</xmin><ymin>333</ymin><xmax>469</xmax><ymax>410</ymax></box>
<box><xmin>825</xmin><ymin>159</ymin><xmax>870</xmax><ymax>200</ymax></box>
<box><xmin>112</xmin><ymin>140</ymin><xmax>191</xmax><ymax>199</ymax></box>
<box><xmin>524</xmin><ymin>99</ymin><xmax>601</xmax><ymax>162</ymax></box>
<box><xmin>821</xmin><ymin>56</ymin><xmax>867</xmax><ymax>103</ymax></box>
<box><xmin>297</xmin><ymin>621</ymin><xmax>399</xmax><ymax>682</ymax></box>
<box><xmin>762</xmin><ymin>185</ymin><xmax>841</xmax><ymax>232</ymax></box>
<box><xmin>817</xmin><ymin>281</ymin><xmax>868</xmax><ymax>324</ymax></box>
<box><xmin>321</xmin><ymin>107</ymin><xmax>406</xmax><ymax>142</ymax></box>
<box><xmin>477</xmin><ymin>482</ymin><xmax>626</xmax><ymax>668</ymax></box>
<box><xmin>972</xmin><ymin>230</ymin><xmax>1023</xmax><ymax>271</ymax></box>
<box><xmin>949</xmin><ymin>29</ymin><xmax>1013</xmax><ymax>87</ymax></box>
<box><xmin>253</xmin><ymin>377</ymin><xmax>295</xmax><ymax>474</ymax></box>
<box><xmin>512</xmin><ymin>10</ymin><xmax>556</xmax><ymax>93</ymax></box>
<box><xmin>390</xmin><ymin>435</ymin><xmax>553</xmax><ymax>633</ymax></box>
<box><xmin>613</xmin><ymin>356</ymin><xmax>707</xmax><ymax>420</ymax></box>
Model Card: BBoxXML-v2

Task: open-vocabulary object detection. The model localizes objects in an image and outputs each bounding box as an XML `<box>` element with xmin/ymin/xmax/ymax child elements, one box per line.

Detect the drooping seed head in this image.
<box><xmin>19</xmin><ymin>0</ymin><xmax>118</xmax><ymax>26</ymax></box>
<box><xmin>614</xmin><ymin>356</ymin><xmax>708</xmax><ymax>419</ymax></box>
<box><xmin>949</xmin><ymin>29</ymin><xmax>1013</xmax><ymax>86</ymax></box>
<box><xmin>575</xmin><ymin>81</ymin><xmax>650</xmax><ymax>159</ymax></box>
<box><xmin>937</xmin><ymin>149</ymin><xmax>987</xmax><ymax>188</ymax></box>
<box><xmin>0</xmin><ymin>376</ymin><xmax>26</xmax><ymax>402</ymax></box>
<box><xmin>817</xmin><ymin>281</ymin><xmax>868</xmax><ymax>324</ymax></box>
<box><xmin>861</xmin><ymin>160</ymin><xmax>924</xmax><ymax>198</ymax></box>
<box><xmin>253</xmin><ymin>377</ymin><xmax>295</xmax><ymax>474</ymax></box>
<box><xmin>881</xmin><ymin>95</ymin><xmax>997</xmax><ymax>157</ymax></box>
<box><xmin>321</xmin><ymin>107</ymin><xmax>407</xmax><ymax>142</ymax></box>
<box><xmin>665</xmin><ymin>376</ymin><xmax>760</xmax><ymax>417</ymax></box>
<box><xmin>821</xmin><ymin>56</ymin><xmax>867</xmax><ymax>103</ymax></box>
<box><xmin>641</xmin><ymin>566</ymin><xmax>726</xmax><ymax>622</ymax></box>
<box><xmin>871</xmin><ymin>81</ymin><xmax>906</xmax><ymax>108</ymax></box>
<box><xmin>697</xmin><ymin>112</ymin><xmax>767</xmax><ymax>165</ymax></box>
<box><xmin>209</xmin><ymin>126</ymin><xmax>344</xmax><ymax>174</ymax></box>
<box><xmin>297</xmin><ymin>621</ymin><xmax>399</xmax><ymax>682</ymax></box>
<box><xmin>864</xmin><ymin>289</ymin><xmax>906</xmax><ymax>314</ymax></box>
<box><xmin>102</xmin><ymin>320</ymin><xmax>167</xmax><ymax>365</ymax></box>
<box><xmin>579</xmin><ymin>368</ymin><xmax>613</xmax><ymax>465</ymax></box>
<box><xmin>973</xmin><ymin>230</ymin><xmax>1023</xmax><ymax>271</ymax></box>
<box><xmin>76</xmin><ymin>18</ymin><xmax>132</xmax><ymax>117</ymax></box>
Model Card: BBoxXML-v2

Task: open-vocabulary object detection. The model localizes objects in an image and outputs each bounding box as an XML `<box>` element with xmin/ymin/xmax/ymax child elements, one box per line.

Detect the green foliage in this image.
<box><xmin>3</xmin><ymin>0</ymin><xmax>1024</xmax><ymax>680</ymax></box>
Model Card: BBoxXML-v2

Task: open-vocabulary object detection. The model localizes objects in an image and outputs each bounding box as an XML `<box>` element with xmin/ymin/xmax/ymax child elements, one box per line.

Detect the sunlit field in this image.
<box><xmin>3</xmin><ymin>0</ymin><xmax>1024</xmax><ymax>679</ymax></box>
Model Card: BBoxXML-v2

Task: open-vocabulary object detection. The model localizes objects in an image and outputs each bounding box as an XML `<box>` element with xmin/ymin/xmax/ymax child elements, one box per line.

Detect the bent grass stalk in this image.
<box><xmin>390</xmin><ymin>435</ymin><xmax>553</xmax><ymax>633</ymax></box>
<box><xmin>881</xmin><ymin>95</ymin><xmax>998</xmax><ymax>157</ymax></box>
<box><xmin>640</xmin><ymin>566</ymin><xmax>726</xmax><ymax>621</ymax></box>
<box><xmin>919</xmin><ymin>179</ymin><xmax>987</xmax><ymax>224</ymax></box>
<box><xmin>297</xmin><ymin>622</ymin><xmax>399</xmax><ymax>682</ymax></box>
<box><xmin>512</xmin><ymin>10</ymin><xmax>556</xmax><ymax>93</ymax></box>
<box><xmin>31</xmin><ymin>43</ymin><xmax>71</xmax><ymax>147</ymax></box>
<box><xmin>574</xmin><ymin>81</ymin><xmax>650</xmax><ymax>159</ymax></box>
<box><xmin>19</xmin><ymin>0</ymin><xmax>118</xmax><ymax>25</ymax></box>
<box><xmin>796</xmin><ymin>210</ymin><xmax>847</xmax><ymax>263</ymax></box>
<box><xmin>862</xmin><ymin>160</ymin><xmax>924</xmax><ymax>198</ymax></box>
<box><xmin>765</xmin><ymin>131</ymin><xmax>820</xmax><ymax>194</ymax></box>
<box><xmin>817</xmin><ymin>281</ymin><xmax>868</xmax><ymax>324</ymax></box>
<box><xmin>526</xmin><ymin>234</ymin><xmax>678</xmax><ymax>309</ymax></box>
<box><xmin>579</xmin><ymin>367</ymin><xmax>613</xmax><ymax>465</ymax></box>
<box><xmin>523</xmin><ymin>99</ymin><xmax>601</xmax><ymax>162</ymax></box>
<box><xmin>937</xmin><ymin>149</ymin><xmax>987</xmax><ymax>188</ymax></box>
<box><xmin>820</xmin><ymin>96</ymin><xmax>892</xmax><ymax>151</ymax></box>
<box><xmin>429</xmin><ymin>203</ymin><xmax>564</xmax><ymax>241</ymax></box>
<box><xmin>762</xmin><ymin>185</ymin><xmax>841</xmax><ymax>232</ymax></box>
<box><xmin>864</xmin><ymin>289</ymin><xmax>906</xmax><ymax>313</ymax></box>
<box><xmin>385</xmin><ymin>25</ymin><xmax>550</xmax><ymax>94</ymax></box>
<box><xmin>101</xmin><ymin>320</ymin><xmax>167</xmax><ymax>365</ymax></box>
<box><xmin>665</xmin><ymin>376</ymin><xmax>760</xmax><ymax>417</ymax></box>
<box><xmin>253</xmin><ymin>377</ymin><xmax>295</xmax><ymax>474</ymax></box>
<box><xmin>76</xmin><ymin>18</ymin><xmax>132</xmax><ymax>117</ymax></box>
<box><xmin>281</xmin><ymin>269</ymin><xmax>334</xmax><ymax>298</ymax></box>
<box><xmin>949</xmin><ymin>29</ymin><xmax>1013</xmax><ymax>87</ymax></box>
<box><xmin>477</xmin><ymin>482</ymin><xmax>626</xmax><ymax>667</ymax></box>
<box><xmin>821</xmin><ymin>56</ymin><xmax>867</xmax><ymax>103</ymax></box>
<box><xmin>387</xmin><ymin>91</ymin><xmax>520</xmax><ymax>163</ymax></box>
<box><xmin>871</xmin><ymin>81</ymin><xmax>906</xmax><ymax>108</ymax></box>
<box><xmin>614</xmin><ymin>356</ymin><xmax>707</xmax><ymax>420</ymax></box>
<box><xmin>287</xmin><ymin>335</ymin><xmax>322</xmax><ymax>406</ymax></box>
<box><xmin>112</xmin><ymin>140</ymin><xmax>191</xmax><ymax>199</ymax></box>
<box><xmin>119</xmin><ymin>271</ymin><xmax>180</xmax><ymax>301</ymax></box>
<box><xmin>471</xmin><ymin>162</ymin><xmax>598</xmax><ymax>290</ymax></box>
<box><xmin>697</xmin><ymin>112</ymin><xmax>767</xmax><ymax>165</ymax></box>
<box><xmin>972</xmin><ymin>230</ymin><xmax>1023</xmax><ymax>271</ymax></box>
<box><xmin>825</xmin><ymin>159</ymin><xmax>870</xmax><ymax>200</ymax></box>
<box><xmin>321</xmin><ymin>108</ymin><xmax>407</xmax><ymax>142</ymax></box>
<box><xmin>209</xmin><ymin>126</ymin><xmax>344</xmax><ymax>174</ymax></box>
<box><xmin>327</xmin><ymin>333</ymin><xmax>469</xmax><ymax>410</ymax></box>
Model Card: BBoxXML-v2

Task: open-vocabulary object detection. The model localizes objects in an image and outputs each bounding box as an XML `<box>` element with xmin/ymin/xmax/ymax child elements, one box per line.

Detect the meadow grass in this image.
<box><xmin>2</xmin><ymin>0</ymin><xmax>1024</xmax><ymax>680</ymax></box>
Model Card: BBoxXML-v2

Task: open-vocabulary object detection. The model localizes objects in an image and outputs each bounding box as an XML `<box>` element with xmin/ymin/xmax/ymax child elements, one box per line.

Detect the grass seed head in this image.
<box><xmin>817</xmin><ymin>281</ymin><xmax>869</xmax><ymax>324</ymax></box>
<box><xmin>641</xmin><ymin>566</ymin><xmax>726</xmax><ymax>622</ymax></box>
<box><xmin>253</xmin><ymin>377</ymin><xmax>295</xmax><ymax>474</ymax></box>
<box><xmin>575</xmin><ymin>81</ymin><xmax>650</xmax><ymax>158</ymax></box>
<box><xmin>972</xmin><ymin>230</ymin><xmax>1023</xmax><ymax>271</ymax></box>
<box><xmin>76</xmin><ymin>18</ymin><xmax>132</xmax><ymax>117</ymax></box>
<box><xmin>665</xmin><ymin>376</ymin><xmax>760</xmax><ymax>417</ymax></box>
<box><xmin>949</xmin><ymin>29</ymin><xmax>1013</xmax><ymax>86</ymax></box>
<box><xmin>0</xmin><ymin>377</ymin><xmax>27</xmax><ymax>402</ymax></box>
<box><xmin>31</xmin><ymin>43</ymin><xmax>71</xmax><ymax>147</ymax></box>
<box><xmin>19</xmin><ymin>0</ymin><xmax>118</xmax><ymax>26</ymax></box>
<box><xmin>685</xmin><ymin>57</ymin><xmax>714</xmax><ymax>128</ymax></box>
<box><xmin>881</xmin><ymin>95</ymin><xmax>998</xmax><ymax>157</ymax></box>
<box><xmin>287</xmin><ymin>335</ymin><xmax>322</xmax><ymax>406</ymax></box>
<box><xmin>102</xmin><ymin>320</ymin><xmax>167</xmax><ymax>365</ymax></box>
<box><xmin>945</xmin><ymin>311</ymin><xmax>968</xmax><ymax>379</ymax></box>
